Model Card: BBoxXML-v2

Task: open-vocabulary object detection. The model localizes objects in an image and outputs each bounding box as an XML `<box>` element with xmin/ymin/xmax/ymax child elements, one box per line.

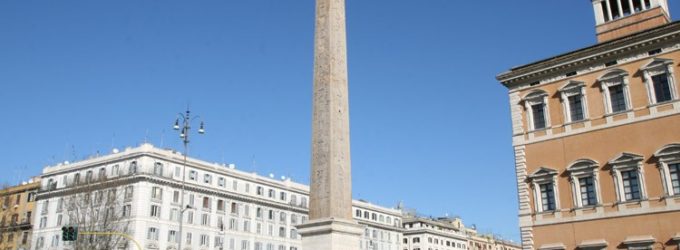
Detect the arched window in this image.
<box><xmin>522</xmin><ymin>90</ymin><xmax>550</xmax><ymax>130</ymax></box>
<box><xmin>566</xmin><ymin>159</ymin><xmax>601</xmax><ymax>207</ymax></box>
<box><xmin>655</xmin><ymin>144</ymin><xmax>680</xmax><ymax>196</ymax></box>
<box><xmin>609</xmin><ymin>152</ymin><xmax>646</xmax><ymax>202</ymax></box>
<box><xmin>73</xmin><ymin>173</ymin><xmax>80</xmax><ymax>185</ymax></box>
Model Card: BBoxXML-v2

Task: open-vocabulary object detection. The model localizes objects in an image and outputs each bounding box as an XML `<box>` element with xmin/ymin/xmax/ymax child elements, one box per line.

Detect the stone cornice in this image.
<box><xmin>497</xmin><ymin>21</ymin><xmax>680</xmax><ymax>88</ymax></box>
<box><xmin>36</xmin><ymin>174</ymin><xmax>310</xmax><ymax>214</ymax></box>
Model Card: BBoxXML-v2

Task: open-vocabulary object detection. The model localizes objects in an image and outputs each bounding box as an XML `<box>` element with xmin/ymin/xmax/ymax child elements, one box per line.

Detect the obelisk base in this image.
<box><xmin>298</xmin><ymin>218</ymin><xmax>363</xmax><ymax>250</ymax></box>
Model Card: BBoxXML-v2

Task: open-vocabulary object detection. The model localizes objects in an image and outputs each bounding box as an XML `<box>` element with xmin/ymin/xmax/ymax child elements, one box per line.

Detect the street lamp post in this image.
<box><xmin>174</xmin><ymin>109</ymin><xmax>205</xmax><ymax>250</ymax></box>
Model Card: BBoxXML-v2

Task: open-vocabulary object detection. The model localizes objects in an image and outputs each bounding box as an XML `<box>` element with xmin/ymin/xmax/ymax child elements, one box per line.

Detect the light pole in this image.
<box><xmin>174</xmin><ymin>109</ymin><xmax>205</xmax><ymax>250</ymax></box>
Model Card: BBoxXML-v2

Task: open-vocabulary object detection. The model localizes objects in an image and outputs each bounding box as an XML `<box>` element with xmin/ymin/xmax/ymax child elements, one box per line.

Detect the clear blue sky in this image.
<box><xmin>2</xmin><ymin>0</ymin><xmax>678</xmax><ymax>242</ymax></box>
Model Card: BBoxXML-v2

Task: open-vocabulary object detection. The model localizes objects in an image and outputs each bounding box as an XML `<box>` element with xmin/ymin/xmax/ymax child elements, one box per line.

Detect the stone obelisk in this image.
<box><xmin>296</xmin><ymin>0</ymin><xmax>363</xmax><ymax>249</ymax></box>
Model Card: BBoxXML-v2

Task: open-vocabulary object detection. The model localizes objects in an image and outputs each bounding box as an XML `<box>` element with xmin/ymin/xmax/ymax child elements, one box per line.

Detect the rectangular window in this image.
<box><xmin>150</xmin><ymin>205</ymin><xmax>161</xmax><ymax>218</ymax></box>
<box><xmin>168</xmin><ymin>230</ymin><xmax>178</xmax><ymax>243</ymax></box>
<box><xmin>568</xmin><ymin>94</ymin><xmax>585</xmax><ymax>121</ymax></box>
<box><xmin>147</xmin><ymin>227</ymin><xmax>159</xmax><ymax>241</ymax></box>
<box><xmin>189</xmin><ymin>170</ymin><xmax>197</xmax><ymax>181</ymax></box>
<box><xmin>200</xmin><ymin>234</ymin><xmax>209</xmax><ymax>246</ymax></box>
<box><xmin>579</xmin><ymin>176</ymin><xmax>597</xmax><ymax>206</ymax></box>
<box><xmin>201</xmin><ymin>214</ymin><xmax>210</xmax><ymax>226</ymax></box>
<box><xmin>652</xmin><ymin>73</ymin><xmax>673</xmax><ymax>103</ymax></box>
<box><xmin>539</xmin><ymin>183</ymin><xmax>556</xmax><ymax>211</ymax></box>
<box><xmin>124</xmin><ymin>186</ymin><xmax>134</xmax><ymax>200</ymax></box>
<box><xmin>621</xmin><ymin>170</ymin><xmax>641</xmax><ymax>201</ymax></box>
<box><xmin>609</xmin><ymin>84</ymin><xmax>627</xmax><ymax>112</ymax></box>
<box><xmin>151</xmin><ymin>187</ymin><xmax>162</xmax><ymax>200</ymax></box>
<box><xmin>531</xmin><ymin>104</ymin><xmax>546</xmax><ymax>129</ymax></box>
<box><xmin>669</xmin><ymin>163</ymin><xmax>680</xmax><ymax>195</ymax></box>
<box><xmin>123</xmin><ymin>205</ymin><xmax>131</xmax><ymax>217</ymax></box>
<box><xmin>173</xmin><ymin>191</ymin><xmax>180</xmax><ymax>203</ymax></box>
<box><xmin>187</xmin><ymin>211</ymin><xmax>194</xmax><ymax>224</ymax></box>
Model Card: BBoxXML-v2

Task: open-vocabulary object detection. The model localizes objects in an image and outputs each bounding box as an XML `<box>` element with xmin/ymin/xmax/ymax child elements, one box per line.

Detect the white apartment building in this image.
<box><xmin>402</xmin><ymin>217</ymin><xmax>470</xmax><ymax>250</ymax></box>
<box><xmin>31</xmin><ymin>143</ymin><xmax>403</xmax><ymax>250</ymax></box>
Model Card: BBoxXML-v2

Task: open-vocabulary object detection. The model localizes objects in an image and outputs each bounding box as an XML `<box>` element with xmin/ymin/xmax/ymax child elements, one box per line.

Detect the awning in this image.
<box><xmin>538</xmin><ymin>243</ymin><xmax>566</xmax><ymax>250</ymax></box>
<box><xmin>578</xmin><ymin>239</ymin><xmax>608</xmax><ymax>248</ymax></box>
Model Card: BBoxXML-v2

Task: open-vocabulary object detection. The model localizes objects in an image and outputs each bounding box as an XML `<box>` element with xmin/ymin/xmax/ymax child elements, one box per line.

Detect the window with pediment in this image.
<box><xmin>559</xmin><ymin>81</ymin><xmax>588</xmax><ymax>123</ymax></box>
<box><xmin>641</xmin><ymin>58</ymin><xmax>677</xmax><ymax>104</ymax></box>
<box><xmin>599</xmin><ymin>69</ymin><xmax>631</xmax><ymax>114</ymax></box>
<box><xmin>566</xmin><ymin>159</ymin><xmax>601</xmax><ymax>207</ymax></box>
<box><xmin>523</xmin><ymin>90</ymin><xmax>550</xmax><ymax>131</ymax></box>
<box><xmin>609</xmin><ymin>153</ymin><xmax>647</xmax><ymax>202</ymax></box>
<box><xmin>528</xmin><ymin>167</ymin><xmax>560</xmax><ymax>213</ymax></box>
<box><xmin>654</xmin><ymin>144</ymin><xmax>680</xmax><ymax>197</ymax></box>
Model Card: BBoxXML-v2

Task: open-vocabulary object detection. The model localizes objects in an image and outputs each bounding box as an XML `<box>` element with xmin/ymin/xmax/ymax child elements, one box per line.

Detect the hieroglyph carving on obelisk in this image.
<box><xmin>298</xmin><ymin>0</ymin><xmax>363</xmax><ymax>249</ymax></box>
<box><xmin>309</xmin><ymin>0</ymin><xmax>352</xmax><ymax>221</ymax></box>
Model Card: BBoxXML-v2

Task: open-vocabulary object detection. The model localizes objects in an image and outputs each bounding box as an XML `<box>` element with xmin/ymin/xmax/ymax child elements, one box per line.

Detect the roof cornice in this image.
<box><xmin>497</xmin><ymin>21</ymin><xmax>680</xmax><ymax>88</ymax></box>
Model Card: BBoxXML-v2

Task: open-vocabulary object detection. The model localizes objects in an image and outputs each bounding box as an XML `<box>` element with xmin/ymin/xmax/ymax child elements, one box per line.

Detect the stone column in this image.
<box><xmin>296</xmin><ymin>0</ymin><xmax>363</xmax><ymax>249</ymax></box>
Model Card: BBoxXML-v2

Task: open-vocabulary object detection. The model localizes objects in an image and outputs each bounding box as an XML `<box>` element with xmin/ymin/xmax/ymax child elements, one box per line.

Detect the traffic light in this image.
<box><xmin>61</xmin><ymin>226</ymin><xmax>78</xmax><ymax>241</ymax></box>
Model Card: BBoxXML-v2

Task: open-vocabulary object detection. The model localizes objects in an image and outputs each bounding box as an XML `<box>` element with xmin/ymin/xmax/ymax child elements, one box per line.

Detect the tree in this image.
<box><xmin>61</xmin><ymin>176</ymin><xmax>131</xmax><ymax>249</ymax></box>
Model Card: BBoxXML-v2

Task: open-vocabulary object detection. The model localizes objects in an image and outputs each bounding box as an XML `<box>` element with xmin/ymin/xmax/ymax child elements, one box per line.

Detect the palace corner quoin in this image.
<box><xmin>497</xmin><ymin>0</ymin><xmax>680</xmax><ymax>250</ymax></box>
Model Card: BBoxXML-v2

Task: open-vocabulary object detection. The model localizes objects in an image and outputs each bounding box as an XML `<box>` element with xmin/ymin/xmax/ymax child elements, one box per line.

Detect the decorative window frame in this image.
<box><xmin>566</xmin><ymin>159</ymin><xmax>602</xmax><ymax>208</ymax></box>
<box><xmin>641</xmin><ymin>58</ymin><xmax>678</xmax><ymax>105</ymax></box>
<box><xmin>559</xmin><ymin>80</ymin><xmax>590</xmax><ymax>123</ymax></box>
<box><xmin>608</xmin><ymin>152</ymin><xmax>648</xmax><ymax>203</ymax></box>
<box><xmin>654</xmin><ymin>143</ymin><xmax>680</xmax><ymax>197</ymax></box>
<box><xmin>528</xmin><ymin>167</ymin><xmax>560</xmax><ymax>213</ymax></box>
<box><xmin>598</xmin><ymin>69</ymin><xmax>632</xmax><ymax>114</ymax></box>
<box><xmin>523</xmin><ymin>90</ymin><xmax>551</xmax><ymax>131</ymax></box>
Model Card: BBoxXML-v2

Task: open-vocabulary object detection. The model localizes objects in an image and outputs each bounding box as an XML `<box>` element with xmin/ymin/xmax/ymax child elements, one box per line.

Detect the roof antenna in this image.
<box><xmin>144</xmin><ymin>129</ymin><xmax>149</xmax><ymax>144</ymax></box>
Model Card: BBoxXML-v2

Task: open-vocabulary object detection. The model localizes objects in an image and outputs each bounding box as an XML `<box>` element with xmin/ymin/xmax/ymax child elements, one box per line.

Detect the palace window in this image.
<box><xmin>599</xmin><ymin>70</ymin><xmax>631</xmax><ymax>114</ymax></box>
<box><xmin>189</xmin><ymin>170</ymin><xmax>197</xmax><ymax>181</ymax></box>
<box><xmin>528</xmin><ymin>167</ymin><xmax>560</xmax><ymax>213</ymax></box>
<box><xmin>540</xmin><ymin>184</ymin><xmax>556</xmax><ymax>211</ymax></box>
<box><xmin>566</xmin><ymin>159</ymin><xmax>601</xmax><ymax>207</ymax></box>
<box><xmin>609</xmin><ymin>153</ymin><xmax>647</xmax><ymax>202</ymax></box>
<box><xmin>560</xmin><ymin>81</ymin><xmax>588</xmax><ymax>123</ymax></box>
<box><xmin>218</xmin><ymin>177</ymin><xmax>225</xmax><ymax>187</ymax></box>
<box><xmin>523</xmin><ymin>90</ymin><xmax>550</xmax><ymax>130</ymax></box>
<box><xmin>654</xmin><ymin>144</ymin><xmax>680</xmax><ymax>196</ymax></box>
<box><xmin>642</xmin><ymin>58</ymin><xmax>677</xmax><ymax>104</ymax></box>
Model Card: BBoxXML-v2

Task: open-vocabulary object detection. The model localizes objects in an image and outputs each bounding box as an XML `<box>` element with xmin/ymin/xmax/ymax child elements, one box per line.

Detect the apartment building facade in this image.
<box><xmin>0</xmin><ymin>178</ymin><xmax>40</xmax><ymax>250</ymax></box>
<box><xmin>497</xmin><ymin>1</ymin><xmax>680</xmax><ymax>249</ymax></box>
<box><xmin>31</xmin><ymin>143</ymin><xmax>403</xmax><ymax>250</ymax></box>
<box><xmin>401</xmin><ymin>216</ymin><xmax>520</xmax><ymax>250</ymax></box>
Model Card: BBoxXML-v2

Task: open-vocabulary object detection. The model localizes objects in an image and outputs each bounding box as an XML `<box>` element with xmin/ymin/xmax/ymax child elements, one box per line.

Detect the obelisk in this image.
<box><xmin>296</xmin><ymin>0</ymin><xmax>363</xmax><ymax>249</ymax></box>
